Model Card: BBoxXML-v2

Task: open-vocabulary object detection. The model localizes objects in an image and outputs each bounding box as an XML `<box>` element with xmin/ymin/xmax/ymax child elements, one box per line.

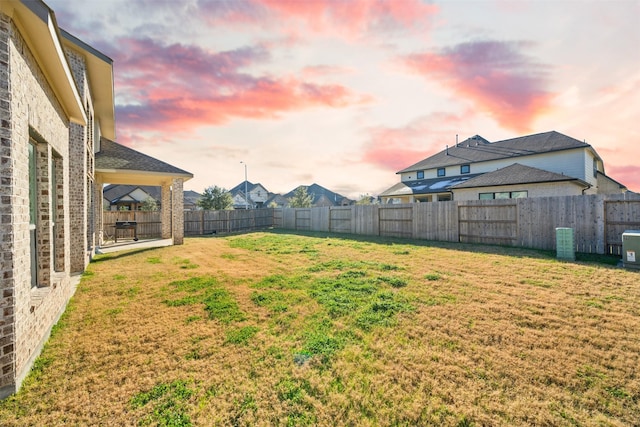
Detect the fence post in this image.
<box><xmin>596</xmin><ymin>195</ymin><xmax>606</xmax><ymax>254</ymax></box>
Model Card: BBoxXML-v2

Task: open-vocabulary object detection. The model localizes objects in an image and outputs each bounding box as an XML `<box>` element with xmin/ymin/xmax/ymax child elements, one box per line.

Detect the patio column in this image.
<box><xmin>95</xmin><ymin>178</ymin><xmax>104</xmax><ymax>246</ymax></box>
<box><xmin>172</xmin><ymin>178</ymin><xmax>184</xmax><ymax>245</ymax></box>
<box><xmin>161</xmin><ymin>182</ymin><xmax>171</xmax><ymax>239</ymax></box>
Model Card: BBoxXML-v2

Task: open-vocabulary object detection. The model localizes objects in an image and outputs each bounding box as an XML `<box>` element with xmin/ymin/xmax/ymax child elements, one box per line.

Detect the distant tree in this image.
<box><xmin>288</xmin><ymin>186</ymin><xmax>313</xmax><ymax>208</ymax></box>
<box><xmin>118</xmin><ymin>205</ymin><xmax>129</xmax><ymax>211</ymax></box>
<box><xmin>356</xmin><ymin>194</ymin><xmax>376</xmax><ymax>205</ymax></box>
<box><xmin>140</xmin><ymin>196</ymin><xmax>158</xmax><ymax>211</ymax></box>
<box><xmin>197</xmin><ymin>186</ymin><xmax>233</xmax><ymax>210</ymax></box>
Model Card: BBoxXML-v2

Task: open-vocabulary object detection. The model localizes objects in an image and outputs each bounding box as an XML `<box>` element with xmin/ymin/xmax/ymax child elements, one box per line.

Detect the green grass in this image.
<box><xmin>131</xmin><ymin>380</ymin><xmax>193</xmax><ymax>426</ymax></box>
<box><xmin>2</xmin><ymin>231</ymin><xmax>639</xmax><ymax>426</ymax></box>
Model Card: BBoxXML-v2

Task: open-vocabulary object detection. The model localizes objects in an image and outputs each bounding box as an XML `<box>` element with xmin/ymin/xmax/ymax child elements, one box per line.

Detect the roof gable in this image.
<box><xmin>398</xmin><ymin>131</ymin><xmax>592</xmax><ymax>174</ymax></box>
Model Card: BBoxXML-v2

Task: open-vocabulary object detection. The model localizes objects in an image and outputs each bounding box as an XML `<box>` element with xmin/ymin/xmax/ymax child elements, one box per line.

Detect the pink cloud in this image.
<box><xmin>198</xmin><ymin>0</ymin><xmax>438</xmax><ymax>36</ymax></box>
<box><xmin>110</xmin><ymin>37</ymin><xmax>369</xmax><ymax>135</ymax></box>
<box><xmin>362</xmin><ymin>112</ymin><xmax>470</xmax><ymax>171</ymax></box>
<box><xmin>403</xmin><ymin>40</ymin><xmax>554</xmax><ymax>132</ymax></box>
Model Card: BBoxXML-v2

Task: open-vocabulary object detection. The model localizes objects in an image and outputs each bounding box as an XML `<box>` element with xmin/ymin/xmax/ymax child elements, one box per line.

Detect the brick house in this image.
<box><xmin>380</xmin><ymin>131</ymin><xmax>627</xmax><ymax>203</ymax></box>
<box><xmin>103</xmin><ymin>184</ymin><xmax>201</xmax><ymax>211</ymax></box>
<box><xmin>0</xmin><ymin>0</ymin><xmax>191</xmax><ymax>397</ymax></box>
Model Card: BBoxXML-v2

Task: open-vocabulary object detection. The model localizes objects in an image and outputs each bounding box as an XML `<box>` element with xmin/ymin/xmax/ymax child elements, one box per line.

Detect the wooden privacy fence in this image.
<box><xmin>102</xmin><ymin>193</ymin><xmax>640</xmax><ymax>255</ymax></box>
<box><xmin>274</xmin><ymin>193</ymin><xmax>640</xmax><ymax>255</ymax></box>
<box><xmin>183</xmin><ymin>209</ymin><xmax>273</xmax><ymax>235</ymax></box>
<box><xmin>103</xmin><ymin>211</ymin><xmax>161</xmax><ymax>240</ymax></box>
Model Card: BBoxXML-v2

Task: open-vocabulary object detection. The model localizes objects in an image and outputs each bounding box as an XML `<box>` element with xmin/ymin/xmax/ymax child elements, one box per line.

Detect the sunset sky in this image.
<box><xmin>48</xmin><ymin>0</ymin><xmax>640</xmax><ymax>198</ymax></box>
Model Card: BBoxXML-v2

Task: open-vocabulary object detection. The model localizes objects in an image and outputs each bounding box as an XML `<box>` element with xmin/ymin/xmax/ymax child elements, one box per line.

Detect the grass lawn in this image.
<box><xmin>1</xmin><ymin>230</ymin><xmax>639</xmax><ymax>426</ymax></box>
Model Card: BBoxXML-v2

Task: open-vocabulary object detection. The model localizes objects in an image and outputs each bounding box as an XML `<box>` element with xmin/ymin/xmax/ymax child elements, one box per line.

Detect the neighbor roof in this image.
<box><xmin>283</xmin><ymin>183</ymin><xmax>350</xmax><ymax>204</ymax></box>
<box><xmin>451</xmin><ymin>163</ymin><xmax>590</xmax><ymax>189</ymax></box>
<box><xmin>103</xmin><ymin>184</ymin><xmax>160</xmax><ymax>202</ymax></box>
<box><xmin>379</xmin><ymin>174</ymin><xmax>482</xmax><ymax>197</ymax></box>
<box><xmin>96</xmin><ymin>138</ymin><xmax>193</xmax><ymax>178</ymax></box>
<box><xmin>398</xmin><ymin>131</ymin><xmax>595</xmax><ymax>174</ymax></box>
<box><xmin>229</xmin><ymin>181</ymin><xmax>267</xmax><ymax>194</ymax></box>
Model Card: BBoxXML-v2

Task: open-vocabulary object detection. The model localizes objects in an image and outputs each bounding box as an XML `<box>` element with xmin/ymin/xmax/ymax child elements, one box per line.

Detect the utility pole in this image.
<box><xmin>240</xmin><ymin>161</ymin><xmax>248</xmax><ymax>209</ymax></box>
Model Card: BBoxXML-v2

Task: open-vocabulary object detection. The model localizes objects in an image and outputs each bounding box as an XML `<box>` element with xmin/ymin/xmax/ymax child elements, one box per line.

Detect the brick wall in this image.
<box><xmin>65</xmin><ymin>47</ymin><xmax>93</xmax><ymax>273</ymax></box>
<box><xmin>0</xmin><ymin>13</ymin><xmax>75</xmax><ymax>398</ymax></box>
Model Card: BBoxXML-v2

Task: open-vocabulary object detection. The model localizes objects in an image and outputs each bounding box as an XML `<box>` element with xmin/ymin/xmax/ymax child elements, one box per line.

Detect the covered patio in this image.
<box><xmin>94</xmin><ymin>137</ymin><xmax>193</xmax><ymax>247</ymax></box>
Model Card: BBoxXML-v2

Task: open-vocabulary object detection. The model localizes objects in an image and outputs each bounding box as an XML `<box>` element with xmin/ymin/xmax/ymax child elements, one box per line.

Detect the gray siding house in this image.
<box><xmin>380</xmin><ymin>131</ymin><xmax>627</xmax><ymax>203</ymax></box>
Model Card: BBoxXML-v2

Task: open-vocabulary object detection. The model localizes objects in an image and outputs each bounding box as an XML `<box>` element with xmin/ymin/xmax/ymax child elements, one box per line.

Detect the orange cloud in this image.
<box><xmin>403</xmin><ymin>40</ymin><xmax>555</xmax><ymax>132</ymax></box>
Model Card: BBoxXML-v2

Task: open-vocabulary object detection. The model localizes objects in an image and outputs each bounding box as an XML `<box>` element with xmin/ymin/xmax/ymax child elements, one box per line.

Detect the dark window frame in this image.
<box><xmin>460</xmin><ymin>164</ymin><xmax>470</xmax><ymax>174</ymax></box>
<box><xmin>417</xmin><ymin>170</ymin><xmax>424</xmax><ymax>179</ymax></box>
<box><xmin>437</xmin><ymin>168</ymin><xmax>446</xmax><ymax>177</ymax></box>
<box><xmin>479</xmin><ymin>190</ymin><xmax>528</xmax><ymax>200</ymax></box>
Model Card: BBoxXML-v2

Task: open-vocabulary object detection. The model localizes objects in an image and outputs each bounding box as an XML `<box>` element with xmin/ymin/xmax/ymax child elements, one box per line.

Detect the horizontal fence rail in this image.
<box><xmin>273</xmin><ymin>193</ymin><xmax>640</xmax><ymax>255</ymax></box>
<box><xmin>103</xmin><ymin>193</ymin><xmax>640</xmax><ymax>255</ymax></box>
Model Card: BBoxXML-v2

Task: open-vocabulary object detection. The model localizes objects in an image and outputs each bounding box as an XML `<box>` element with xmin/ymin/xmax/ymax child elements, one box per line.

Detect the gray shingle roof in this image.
<box><xmin>451</xmin><ymin>163</ymin><xmax>589</xmax><ymax>189</ymax></box>
<box><xmin>398</xmin><ymin>131</ymin><xmax>592</xmax><ymax>173</ymax></box>
<box><xmin>283</xmin><ymin>183</ymin><xmax>352</xmax><ymax>205</ymax></box>
<box><xmin>96</xmin><ymin>137</ymin><xmax>193</xmax><ymax>177</ymax></box>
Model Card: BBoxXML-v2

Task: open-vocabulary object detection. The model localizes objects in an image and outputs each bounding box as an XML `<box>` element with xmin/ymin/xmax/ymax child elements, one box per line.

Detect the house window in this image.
<box><xmin>511</xmin><ymin>191</ymin><xmax>528</xmax><ymax>199</ymax></box>
<box><xmin>460</xmin><ymin>164</ymin><xmax>470</xmax><ymax>174</ymax></box>
<box><xmin>437</xmin><ymin>168</ymin><xmax>446</xmax><ymax>177</ymax></box>
<box><xmin>417</xmin><ymin>171</ymin><xmax>424</xmax><ymax>179</ymax></box>
<box><xmin>29</xmin><ymin>141</ymin><xmax>37</xmax><ymax>288</ymax></box>
<box><xmin>593</xmin><ymin>158</ymin><xmax>598</xmax><ymax>178</ymax></box>
<box><xmin>479</xmin><ymin>191</ymin><xmax>528</xmax><ymax>200</ymax></box>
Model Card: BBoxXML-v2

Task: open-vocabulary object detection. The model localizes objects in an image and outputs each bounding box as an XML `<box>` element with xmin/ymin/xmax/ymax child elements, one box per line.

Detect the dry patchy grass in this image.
<box><xmin>1</xmin><ymin>230</ymin><xmax>639</xmax><ymax>426</ymax></box>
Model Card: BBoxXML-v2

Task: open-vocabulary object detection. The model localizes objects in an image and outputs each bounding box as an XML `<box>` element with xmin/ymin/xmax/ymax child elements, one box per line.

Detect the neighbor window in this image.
<box><xmin>479</xmin><ymin>191</ymin><xmax>528</xmax><ymax>200</ymax></box>
<box><xmin>460</xmin><ymin>164</ymin><xmax>470</xmax><ymax>174</ymax></box>
<box><xmin>437</xmin><ymin>168</ymin><xmax>446</xmax><ymax>177</ymax></box>
<box><xmin>593</xmin><ymin>158</ymin><xmax>598</xmax><ymax>178</ymax></box>
<box><xmin>417</xmin><ymin>171</ymin><xmax>424</xmax><ymax>179</ymax></box>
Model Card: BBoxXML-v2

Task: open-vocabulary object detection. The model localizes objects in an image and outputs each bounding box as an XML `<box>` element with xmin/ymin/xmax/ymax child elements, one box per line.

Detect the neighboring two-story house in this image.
<box><xmin>380</xmin><ymin>131</ymin><xmax>627</xmax><ymax>203</ymax></box>
<box><xmin>0</xmin><ymin>0</ymin><xmax>192</xmax><ymax>398</ymax></box>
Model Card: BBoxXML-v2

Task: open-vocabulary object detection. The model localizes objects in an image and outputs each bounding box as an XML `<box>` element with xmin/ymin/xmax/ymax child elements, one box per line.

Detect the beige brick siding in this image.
<box><xmin>0</xmin><ymin>14</ymin><xmax>75</xmax><ymax>398</ymax></box>
<box><xmin>65</xmin><ymin>47</ymin><xmax>95</xmax><ymax>273</ymax></box>
<box><xmin>172</xmin><ymin>179</ymin><xmax>184</xmax><ymax>244</ymax></box>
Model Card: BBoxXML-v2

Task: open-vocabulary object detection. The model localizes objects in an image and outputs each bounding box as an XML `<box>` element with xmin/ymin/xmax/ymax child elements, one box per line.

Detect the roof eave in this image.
<box><xmin>5</xmin><ymin>0</ymin><xmax>87</xmax><ymax>126</ymax></box>
<box><xmin>60</xmin><ymin>29</ymin><xmax>116</xmax><ymax>140</ymax></box>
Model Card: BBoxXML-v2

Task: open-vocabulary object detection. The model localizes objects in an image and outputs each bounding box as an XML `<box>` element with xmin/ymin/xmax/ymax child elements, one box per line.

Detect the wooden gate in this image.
<box><xmin>458</xmin><ymin>202</ymin><xmax>517</xmax><ymax>245</ymax></box>
<box><xmin>379</xmin><ymin>205</ymin><xmax>413</xmax><ymax>238</ymax></box>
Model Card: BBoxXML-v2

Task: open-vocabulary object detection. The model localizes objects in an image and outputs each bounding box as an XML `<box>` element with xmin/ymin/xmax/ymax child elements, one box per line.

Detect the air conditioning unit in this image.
<box><xmin>556</xmin><ymin>227</ymin><xmax>575</xmax><ymax>261</ymax></box>
<box><xmin>622</xmin><ymin>230</ymin><xmax>640</xmax><ymax>269</ymax></box>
